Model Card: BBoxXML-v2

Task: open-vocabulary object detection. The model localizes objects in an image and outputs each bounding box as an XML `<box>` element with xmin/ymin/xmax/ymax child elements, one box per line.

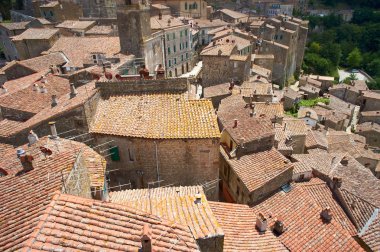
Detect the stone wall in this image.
<box><xmin>0</xmin><ymin>107</ymin><xmax>35</xmax><ymax>121</ymax></box>
<box><xmin>356</xmin><ymin>130</ymin><xmax>380</xmax><ymax>148</ymax></box>
<box><xmin>361</xmin><ymin>96</ymin><xmax>380</xmax><ymax>112</ymax></box>
<box><xmin>96</xmin><ymin>78</ymin><xmax>189</xmax><ymax>94</ymax></box>
<box><xmin>329</xmin><ymin>88</ymin><xmax>359</xmax><ymax>105</ymax></box>
<box><xmin>14</xmin><ymin>34</ymin><xmax>59</xmax><ymax>60</ymax></box>
<box><xmin>93</xmin><ymin>135</ymin><xmax>220</xmax><ymax>199</ymax></box>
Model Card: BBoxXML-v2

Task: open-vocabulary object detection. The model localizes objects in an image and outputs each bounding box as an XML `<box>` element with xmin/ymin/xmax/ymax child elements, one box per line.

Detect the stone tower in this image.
<box><xmin>116</xmin><ymin>0</ymin><xmax>152</xmax><ymax>57</ymax></box>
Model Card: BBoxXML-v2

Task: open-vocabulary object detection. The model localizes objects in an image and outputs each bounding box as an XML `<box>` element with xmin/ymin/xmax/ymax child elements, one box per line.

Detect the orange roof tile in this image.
<box><xmin>209</xmin><ymin>201</ymin><xmax>287</xmax><ymax>251</ymax></box>
<box><xmin>90</xmin><ymin>93</ymin><xmax>220</xmax><ymax>139</ymax></box>
<box><xmin>251</xmin><ymin>185</ymin><xmax>364</xmax><ymax>251</ymax></box>
<box><xmin>23</xmin><ymin>192</ymin><xmax>199</xmax><ymax>251</ymax></box>
<box><xmin>109</xmin><ymin>186</ymin><xmax>224</xmax><ymax>240</ymax></box>
<box><xmin>221</xmin><ymin>147</ymin><xmax>293</xmax><ymax>193</ymax></box>
<box><xmin>0</xmin><ymin>137</ymin><xmax>106</xmax><ymax>251</ymax></box>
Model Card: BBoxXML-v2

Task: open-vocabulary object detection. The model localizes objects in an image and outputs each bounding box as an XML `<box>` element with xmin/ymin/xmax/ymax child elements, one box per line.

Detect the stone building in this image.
<box><xmin>89</xmin><ymin>78</ymin><xmax>220</xmax><ymax>199</ymax></box>
<box><xmin>255</xmin><ymin>15</ymin><xmax>308</xmax><ymax>86</ymax></box>
<box><xmin>189</xmin><ymin>18</ymin><xmax>228</xmax><ymax>46</ymax></box>
<box><xmin>359</xmin><ymin>110</ymin><xmax>380</xmax><ymax>124</ymax></box>
<box><xmin>252</xmin><ymin>54</ymin><xmax>274</xmax><ymax>74</ymax></box>
<box><xmin>39</xmin><ymin>0</ymin><xmax>83</xmax><ymax>23</ymax></box>
<box><xmin>360</xmin><ymin>91</ymin><xmax>380</xmax><ymax>112</ymax></box>
<box><xmin>150</xmin><ymin>3</ymin><xmax>171</xmax><ymax>16</ymax></box>
<box><xmin>0</xmin><ymin>20</ymin><xmax>44</xmax><ymax>61</ymax></box>
<box><xmin>215</xmin><ymin>9</ymin><xmax>248</xmax><ymax>24</ymax></box>
<box><xmin>12</xmin><ymin>28</ymin><xmax>60</xmax><ymax>60</ymax></box>
<box><xmin>153</xmin><ymin>0</ymin><xmax>209</xmax><ymax>19</ymax></box>
<box><xmin>81</xmin><ymin>0</ymin><xmax>118</xmax><ymax>18</ymax></box>
<box><xmin>329</xmin><ymin>80</ymin><xmax>368</xmax><ymax>105</ymax></box>
<box><xmin>299</xmin><ymin>84</ymin><xmax>320</xmax><ymax>99</ymax></box>
<box><xmin>283</xmin><ymin>87</ymin><xmax>301</xmax><ymax>110</ymax></box>
<box><xmin>308</xmin><ymin>74</ymin><xmax>334</xmax><ymax>91</ymax></box>
<box><xmin>0</xmin><ymin>52</ymin><xmax>67</xmax><ymax>80</ymax></box>
<box><xmin>203</xmin><ymin>82</ymin><xmax>233</xmax><ymax>109</ymax></box>
<box><xmin>55</xmin><ymin>20</ymin><xmax>96</xmax><ymax>36</ymax></box>
<box><xmin>356</xmin><ymin>122</ymin><xmax>380</xmax><ymax>148</ymax></box>
<box><xmin>201</xmin><ymin>44</ymin><xmax>251</xmax><ymax>86</ymax></box>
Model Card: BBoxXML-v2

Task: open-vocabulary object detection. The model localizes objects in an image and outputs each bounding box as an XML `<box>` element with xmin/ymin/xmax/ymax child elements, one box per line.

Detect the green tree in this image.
<box><xmin>309</xmin><ymin>42</ymin><xmax>321</xmax><ymax>54</ymax></box>
<box><xmin>343</xmin><ymin>73</ymin><xmax>358</xmax><ymax>84</ymax></box>
<box><xmin>321</xmin><ymin>43</ymin><xmax>342</xmax><ymax>66</ymax></box>
<box><xmin>347</xmin><ymin>48</ymin><xmax>363</xmax><ymax>68</ymax></box>
<box><xmin>303</xmin><ymin>53</ymin><xmax>332</xmax><ymax>75</ymax></box>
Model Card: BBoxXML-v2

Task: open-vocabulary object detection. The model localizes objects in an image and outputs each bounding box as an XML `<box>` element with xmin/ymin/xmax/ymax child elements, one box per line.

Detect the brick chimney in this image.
<box><xmin>49</xmin><ymin>121</ymin><xmax>58</xmax><ymax>139</ymax></box>
<box><xmin>51</xmin><ymin>95</ymin><xmax>58</xmax><ymax>107</ymax></box>
<box><xmin>340</xmin><ymin>156</ymin><xmax>348</xmax><ymax>166</ymax></box>
<box><xmin>141</xmin><ymin>224</ymin><xmax>153</xmax><ymax>252</ymax></box>
<box><xmin>273</xmin><ymin>217</ymin><xmax>285</xmax><ymax>235</ymax></box>
<box><xmin>321</xmin><ymin>207</ymin><xmax>333</xmax><ymax>223</ymax></box>
<box><xmin>70</xmin><ymin>83</ymin><xmax>78</xmax><ymax>98</ymax></box>
<box><xmin>256</xmin><ymin>213</ymin><xmax>267</xmax><ymax>232</ymax></box>
<box><xmin>27</xmin><ymin>130</ymin><xmax>39</xmax><ymax>146</ymax></box>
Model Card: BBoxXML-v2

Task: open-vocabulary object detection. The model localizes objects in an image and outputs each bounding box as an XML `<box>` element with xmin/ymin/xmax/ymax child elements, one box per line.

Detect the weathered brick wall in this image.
<box><xmin>0</xmin><ymin>107</ymin><xmax>35</xmax><ymax>121</ymax></box>
<box><xmin>359</xmin><ymin>114</ymin><xmax>380</xmax><ymax>124</ymax></box>
<box><xmin>93</xmin><ymin>135</ymin><xmax>220</xmax><ymax>199</ymax></box>
<box><xmin>329</xmin><ymin>88</ymin><xmax>359</xmax><ymax>105</ymax></box>
<box><xmin>361</xmin><ymin>97</ymin><xmax>380</xmax><ymax>111</ymax></box>
<box><xmin>15</xmin><ymin>35</ymin><xmax>58</xmax><ymax>60</ymax></box>
<box><xmin>356</xmin><ymin>131</ymin><xmax>380</xmax><ymax>148</ymax></box>
<box><xmin>96</xmin><ymin>78</ymin><xmax>189</xmax><ymax>94</ymax></box>
<box><xmin>291</xmin><ymin>134</ymin><xmax>306</xmax><ymax>154</ymax></box>
<box><xmin>197</xmin><ymin>234</ymin><xmax>224</xmax><ymax>252</ymax></box>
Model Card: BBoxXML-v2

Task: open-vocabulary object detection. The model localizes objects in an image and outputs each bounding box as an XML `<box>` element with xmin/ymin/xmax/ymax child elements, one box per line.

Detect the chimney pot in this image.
<box><xmin>321</xmin><ymin>207</ymin><xmax>333</xmax><ymax>223</ymax></box>
<box><xmin>273</xmin><ymin>217</ymin><xmax>285</xmax><ymax>234</ymax></box>
<box><xmin>256</xmin><ymin>213</ymin><xmax>267</xmax><ymax>232</ymax></box>
<box><xmin>194</xmin><ymin>193</ymin><xmax>202</xmax><ymax>204</ymax></box>
<box><xmin>141</xmin><ymin>224</ymin><xmax>153</xmax><ymax>252</ymax></box>
<box><xmin>28</xmin><ymin>130</ymin><xmax>39</xmax><ymax>146</ymax></box>
<box><xmin>70</xmin><ymin>83</ymin><xmax>78</xmax><ymax>98</ymax></box>
<box><xmin>40</xmin><ymin>84</ymin><xmax>47</xmax><ymax>93</ymax></box>
<box><xmin>49</xmin><ymin>121</ymin><xmax>58</xmax><ymax>139</ymax></box>
<box><xmin>33</xmin><ymin>83</ymin><xmax>39</xmax><ymax>91</ymax></box>
<box><xmin>51</xmin><ymin>95</ymin><xmax>58</xmax><ymax>107</ymax></box>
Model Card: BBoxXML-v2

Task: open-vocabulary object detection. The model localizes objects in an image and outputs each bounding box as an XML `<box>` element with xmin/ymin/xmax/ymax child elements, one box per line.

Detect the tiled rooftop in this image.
<box><xmin>209</xmin><ymin>201</ymin><xmax>287</xmax><ymax>251</ymax></box>
<box><xmin>240</xmin><ymin>81</ymin><xmax>272</xmax><ymax>96</ymax></box>
<box><xmin>47</xmin><ymin>36</ymin><xmax>121</xmax><ymax>68</ymax></box>
<box><xmin>85</xmin><ymin>25</ymin><xmax>113</xmax><ymax>35</ymax></box>
<box><xmin>191</xmin><ymin>18</ymin><xmax>228</xmax><ymax>28</ymax></box>
<box><xmin>0</xmin><ymin>21</ymin><xmax>30</xmax><ymax>30</ymax></box>
<box><xmin>23</xmin><ymin>192</ymin><xmax>199</xmax><ymax>251</ymax></box>
<box><xmin>0</xmin><ymin>136</ymin><xmax>106</xmax><ymax>251</ymax></box>
<box><xmin>221</xmin><ymin>147</ymin><xmax>293</xmax><ymax>193</ymax></box>
<box><xmin>357</xmin><ymin>122</ymin><xmax>380</xmax><ymax>133</ymax></box>
<box><xmin>251</xmin><ymin>184</ymin><xmax>364</xmax><ymax>251</ymax></box>
<box><xmin>281</xmin><ymin>118</ymin><xmax>308</xmax><ymax>136</ymax></box>
<box><xmin>151</xmin><ymin>15</ymin><xmax>185</xmax><ymax>29</ymax></box>
<box><xmin>0</xmin><ymin>74</ymin><xmax>70</xmax><ymax>114</ymax></box>
<box><xmin>305</xmin><ymin>129</ymin><xmax>328</xmax><ymax>150</ymax></box>
<box><xmin>1</xmin><ymin>52</ymin><xmax>67</xmax><ymax>73</ymax></box>
<box><xmin>0</xmin><ymin>81</ymin><xmax>97</xmax><ymax>137</ymax></box>
<box><xmin>200</xmin><ymin>43</ymin><xmax>236</xmax><ymax>56</ymax></box>
<box><xmin>219</xmin><ymin>8</ymin><xmax>248</xmax><ymax>19</ymax></box>
<box><xmin>1</xmin><ymin>72</ymin><xmax>44</xmax><ymax>97</ymax></box>
<box><xmin>360</xmin><ymin>214</ymin><xmax>380</xmax><ymax>252</ymax></box>
<box><xmin>203</xmin><ymin>82</ymin><xmax>232</xmax><ymax>98</ymax></box>
<box><xmin>297</xmin><ymin>178</ymin><xmax>357</xmax><ymax>235</ymax></box>
<box><xmin>91</xmin><ymin>92</ymin><xmax>220</xmax><ymax>139</ymax></box>
<box><xmin>109</xmin><ymin>186</ymin><xmax>224</xmax><ymax>240</ymax></box>
<box><xmin>292</xmin><ymin>161</ymin><xmax>312</xmax><ymax>174</ymax></box>
<box><xmin>12</xmin><ymin>28</ymin><xmax>59</xmax><ymax>40</ymax></box>
<box><xmin>56</xmin><ymin>20</ymin><xmax>96</xmax><ymax>30</ymax></box>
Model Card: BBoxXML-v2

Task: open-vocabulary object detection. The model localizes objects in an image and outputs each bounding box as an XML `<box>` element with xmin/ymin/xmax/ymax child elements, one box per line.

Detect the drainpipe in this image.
<box><xmin>154</xmin><ymin>141</ymin><xmax>160</xmax><ymax>186</ymax></box>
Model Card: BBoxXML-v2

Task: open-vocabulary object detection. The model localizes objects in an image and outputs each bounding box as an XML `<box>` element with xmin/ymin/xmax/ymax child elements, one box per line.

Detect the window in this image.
<box><xmin>234</xmin><ymin>62</ymin><xmax>238</xmax><ymax>68</ymax></box>
<box><xmin>92</xmin><ymin>55</ymin><xmax>97</xmax><ymax>59</ymax></box>
<box><xmin>181</xmin><ymin>54</ymin><xmax>184</xmax><ymax>61</ymax></box>
<box><xmin>279</xmin><ymin>35</ymin><xmax>283</xmax><ymax>40</ymax></box>
<box><xmin>202</xmin><ymin>30</ymin><xmax>205</xmax><ymax>35</ymax></box>
<box><xmin>174</xmin><ymin>58</ymin><xmax>177</xmax><ymax>64</ymax></box>
<box><xmin>168</xmin><ymin>60</ymin><xmax>171</xmax><ymax>67</ymax></box>
<box><xmin>236</xmin><ymin>185</ymin><xmax>240</xmax><ymax>197</ymax></box>
<box><xmin>180</xmin><ymin>31</ymin><xmax>183</xmax><ymax>37</ymax></box>
<box><xmin>186</xmin><ymin>52</ymin><xmax>188</xmax><ymax>59</ymax></box>
<box><xmin>166</xmin><ymin>34</ymin><xmax>170</xmax><ymax>41</ymax></box>
<box><xmin>168</xmin><ymin>47</ymin><xmax>171</xmax><ymax>54</ymax></box>
<box><xmin>185</xmin><ymin>2</ymin><xmax>188</xmax><ymax>9</ymax></box>
<box><xmin>172</xmin><ymin>33</ymin><xmax>175</xmax><ymax>39</ymax></box>
<box><xmin>50</xmin><ymin>11</ymin><xmax>54</xmax><ymax>16</ymax></box>
<box><xmin>128</xmin><ymin>149</ymin><xmax>135</xmax><ymax>161</ymax></box>
<box><xmin>186</xmin><ymin>41</ymin><xmax>188</xmax><ymax>48</ymax></box>
<box><xmin>185</xmin><ymin>29</ymin><xmax>188</xmax><ymax>36</ymax></box>
<box><xmin>180</xmin><ymin>43</ymin><xmax>182</xmax><ymax>50</ymax></box>
<box><xmin>169</xmin><ymin>70</ymin><xmax>172</xmax><ymax>77</ymax></box>
<box><xmin>173</xmin><ymin>45</ymin><xmax>176</xmax><ymax>52</ymax></box>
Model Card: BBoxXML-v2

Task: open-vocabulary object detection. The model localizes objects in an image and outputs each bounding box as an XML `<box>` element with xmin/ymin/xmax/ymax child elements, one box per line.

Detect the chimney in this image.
<box><xmin>321</xmin><ymin>207</ymin><xmax>333</xmax><ymax>223</ymax></box>
<box><xmin>1</xmin><ymin>86</ymin><xmax>7</xmax><ymax>94</ymax></box>
<box><xmin>364</xmin><ymin>144</ymin><xmax>369</xmax><ymax>150</ymax></box>
<box><xmin>158</xmin><ymin>12</ymin><xmax>162</xmax><ymax>20</ymax></box>
<box><xmin>340</xmin><ymin>156</ymin><xmax>348</xmax><ymax>166</ymax></box>
<box><xmin>16</xmin><ymin>148</ymin><xmax>26</xmax><ymax>158</ymax></box>
<box><xmin>233</xmin><ymin>119</ymin><xmax>238</xmax><ymax>128</ymax></box>
<box><xmin>27</xmin><ymin>130</ymin><xmax>39</xmax><ymax>146</ymax></box>
<box><xmin>194</xmin><ymin>193</ymin><xmax>202</xmax><ymax>204</ymax></box>
<box><xmin>141</xmin><ymin>224</ymin><xmax>153</xmax><ymax>252</ymax></box>
<box><xmin>40</xmin><ymin>84</ymin><xmax>47</xmax><ymax>93</ymax></box>
<box><xmin>332</xmin><ymin>176</ymin><xmax>342</xmax><ymax>189</ymax></box>
<box><xmin>70</xmin><ymin>83</ymin><xmax>78</xmax><ymax>98</ymax></box>
<box><xmin>51</xmin><ymin>95</ymin><xmax>58</xmax><ymax>107</ymax></box>
<box><xmin>49</xmin><ymin>121</ymin><xmax>58</xmax><ymax>139</ymax></box>
<box><xmin>273</xmin><ymin>217</ymin><xmax>285</xmax><ymax>235</ymax></box>
<box><xmin>33</xmin><ymin>83</ymin><xmax>39</xmax><ymax>91</ymax></box>
<box><xmin>256</xmin><ymin>213</ymin><xmax>267</xmax><ymax>232</ymax></box>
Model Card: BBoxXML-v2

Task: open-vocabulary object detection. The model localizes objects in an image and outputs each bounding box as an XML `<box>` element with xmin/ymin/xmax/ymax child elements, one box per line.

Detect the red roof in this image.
<box><xmin>22</xmin><ymin>192</ymin><xmax>199</xmax><ymax>251</ymax></box>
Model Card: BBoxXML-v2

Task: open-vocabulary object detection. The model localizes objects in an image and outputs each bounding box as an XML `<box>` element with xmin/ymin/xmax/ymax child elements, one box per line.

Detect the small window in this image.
<box><xmin>172</xmin><ymin>33</ymin><xmax>175</xmax><ymax>39</ymax></box>
<box><xmin>180</xmin><ymin>31</ymin><xmax>183</xmax><ymax>37</ymax></box>
<box><xmin>186</xmin><ymin>41</ymin><xmax>188</xmax><ymax>48</ymax></box>
<box><xmin>166</xmin><ymin>34</ymin><xmax>170</xmax><ymax>41</ymax></box>
<box><xmin>236</xmin><ymin>185</ymin><xmax>240</xmax><ymax>196</ymax></box>
<box><xmin>174</xmin><ymin>58</ymin><xmax>177</xmax><ymax>64</ymax></box>
<box><xmin>92</xmin><ymin>55</ymin><xmax>97</xmax><ymax>59</ymax></box>
<box><xmin>181</xmin><ymin>55</ymin><xmax>184</xmax><ymax>61</ymax></box>
<box><xmin>169</xmin><ymin>70</ymin><xmax>172</xmax><ymax>77</ymax></box>
<box><xmin>168</xmin><ymin>60</ymin><xmax>171</xmax><ymax>67</ymax></box>
<box><xmin>168</xmin><ymin>47</ymin><xmax>171</xmax><ymax>54</ymax></box>
<box><xmin>50</xmin><ymin>11</ymin><xmax>54</xmax><ymax>16</ymax></box>
<box><xmin>128</xmin><ymin>149</ymin><xmax>135</xmax><ymax>161</ymax></box>
<box><xmin>173</xmin><ymin>45</ymin><xmax>176</xmax><ymax>52</ymax></box>
<box><xmin>186</xmin><ymin>52</ymin><xmax>188</xmax><ymax>59</ymax></box>
<box><xmin>185</xmin><ymin>29</ymin><xmax>188</xmax><ymax>36</ymax></box>
<box><xmin>185</xmin><ymin>2</ymin><xmax>188</xmax><ymax>10</ymax></box>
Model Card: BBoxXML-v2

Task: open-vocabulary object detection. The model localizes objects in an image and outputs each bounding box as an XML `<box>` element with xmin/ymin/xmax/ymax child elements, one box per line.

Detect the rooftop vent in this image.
<box><xmin>340</xmin><ymin>156</ymin><xmax>348</xmax><ymax>166</ymax></box>
<box><xmin>194</xmin><ymin>193</ymin><xmax>202</xmax><ymax>204</ymax></box>
<box><xmin>321</xmin><ymin>207</ymin><xmax>333</xmax><ymax>223</ymax></box>
<box><xmin>256</xmin><ymin>213</ymin><xmax>267</xmax><ymax>232</ymax></box>
<box><xmin>70</xmin><ymin>83</ymin><xmax>78</xmax><ymax>98</ymax></box>
<box><xmin>273</xmin><ymin>217</ymin><xmax>285</xmax><ymax>235</ymax></box>
<box><xmin>1</xmin><ymin>86</ymin><xmax>7</xmax><ymax>94</ymax></box>
<box><xmin>51</xmin><ymin>94</ymin><xmax>58</xmax><ymax>107</ymax></box>
<box><xmin>33</xmin><ymin>83</ymin><xmax>39</xmax><ymax>91</ymax></box>
<box><xmin>49</xmin><ymin>121</ymin><xmax>58</xmax><ymax>139</ymax></box>
<box><xmin>233</xmin><ymin>119</ymin><xmax>238</xmax><ymax>128</ymax></box>
<box><xmin>40</xmin><ymin>84</ymin><xmax>47</xmax><ymax>93</ymax></box>
<box><xmin>141</xmin><ymin>224</ymin><xmax>153</xmax><ymax>252</ymax></box>
<box><xmin>27</xmin><ymin>130</ymin><xmax>39</xmax><ymax>146</ymax></box>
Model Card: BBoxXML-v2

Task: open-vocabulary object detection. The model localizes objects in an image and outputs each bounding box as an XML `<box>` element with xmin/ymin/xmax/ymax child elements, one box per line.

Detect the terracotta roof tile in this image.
<box><xmin>90</xmin><ymin>93</ymin><xmax>220</xmax><ymax>139</ymax></box>
<box><xmin>0</xmin><ymin>74</ymin><xmax>70</xmax><ymax>115</ymax></box>
<box><xmin>297</xmin><ymin>178</ymin><xmax>357</xmax><ymax>235</ymax></box>
<box><xmin>47</xmin><ymin>36</ymin><xmax>121</xmax><ymax>68</ymax></box>
<box><xmin>305</xmin><ymin>129</ymin><xmax>328</xmax><ymax>150</ymax></box>
<box><xmin>219</xmin><ymin>9</ymin><xmax>248</xmax><ymax>19</ymax></box>
<box><xmin>12</xmin><ymin>28</ymin><xmax>59</xmax><ymax>40</ymax></box>
<box><xmin>56</xmin><ymin>20</ymin><xmax>96</xmax><ymax>30</ymax></box>
<box><xmin>221</xmin><ymin>147</ymin><xmax>293</xmax><ymax>193</ymax></box>
<box><xmin>203</xmin><ymin>82</ymin><xmax>232</xmax><ymax>98</ymax></box>
<box><xmin>0</xmin><ymin>21</ymin><xmax>30</xmax><ymax>30</ymax></box>
<box><xmin>23</xmin><ymin>192</ymin><xmax>199</xmax><ymax>251</ymax></box>
<box><xmin>209</xmin><ymin>201</ymin><xmax>287</xmax><ymax>251</ymax></box>
<box><xmin>0</xmin><ymin>72</ymin><xmax>44</xmax><ymax>97</ymax></box>
<box><xmin>251</xmin><ymin>185</ymin><xmax>364</xmax><ymax>251</ymax></box>
<box><xmin>109</xmin><ymin>186</ymin><xmax>224</xmax><ymax>240</ymax></box>
<box><xmin>360</xmin><ymin>214</ymin><xmax>380</xmax><ymax>252</ymax></box>
<box><xmin>357</xmin><ymin>122</ymin><xmax>380</xmax><ymax>133</ymax></box>
<box><xmin>0</xmin><ymin>137</ymin><xmax>106</xmax><ymax>251</ymax></box>
<box><xmin>293</xmin><ymin>161</ymin><xmax>312</xmax><ymax>174</ymax></box>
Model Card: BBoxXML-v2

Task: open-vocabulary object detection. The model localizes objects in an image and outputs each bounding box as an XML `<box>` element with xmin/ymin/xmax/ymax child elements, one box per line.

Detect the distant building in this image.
<box><xmin>215</xmin><ymin>9</ymin><xmax>248</xmax><ymax>24</ymax></box>
<box><xmin>357</xmin><ymin>122</ymin><xmax>380</xmax><ymax>148</ymax></box>
<box><xmin>153</xmin><ymin>0</ymin><xmax>209</xmax><ymax>19</ymax></box>
<box><xmin>55</xmin><ymin>20</ymin><xmax>96</xmax><ymax>36</ymax></box>
<box><xmin>11</xmin><ymin>28</ymin><xmax>60</xmax><ymax>60</ymax></box>
<box><xmin>39</xmin><ymin>1</ymin><xmax>83</xmax><ymax>23</ymax></box>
